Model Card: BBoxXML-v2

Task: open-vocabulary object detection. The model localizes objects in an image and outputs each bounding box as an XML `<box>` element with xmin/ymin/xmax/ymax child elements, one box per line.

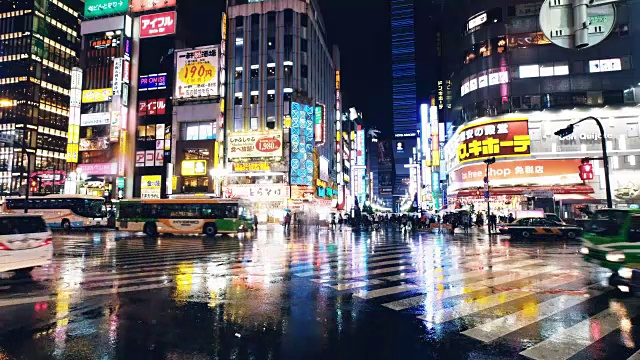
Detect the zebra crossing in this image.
<box><xmin>2</xmin><ymin>230</ymin><xmax>640</xmax><ymax>359</ymax></box>
<box><xmin>294</xmin><ymin>236</ymin><xmax>640</xmax><ymax>360</ymax></box>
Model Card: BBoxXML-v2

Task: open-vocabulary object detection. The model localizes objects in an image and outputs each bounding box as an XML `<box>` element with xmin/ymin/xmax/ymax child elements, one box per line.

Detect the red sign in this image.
<box><xmin>139</xmin><ymin>11</ymin><xmax>176</xmax><ymax>38</ymax></box>
<box><xmin>449</xmin><ymin>159</ymin><xmax>583</xmax><ymax>192</ymax></box>
<box><xmin>255</xmin><ymin>137</ymin><xmax>281</xmax><ymax>153</ymax></box>
<box><xmin>147</xmin><ymin>99</ymin><xmax>157</xmax><ymax>115</ymax></box>
<box><xmin>455</xmin><ymin>118</ymin><xmax>531</xmax><ymax>164</ymax></box>
<box><xmin>131</xmin><ymin>0</ymin><xmax>176</xmax><ymax>13</ymax></box>
<box><xmin>579</xmin><ymin>162</ymin><xmax>594</xmax><ymax>181</ymax></box>
<box><xmin>157</xmin><ymin>98</ymin><xmax>166</xmax><ymax>115</ymax></box>
<box><xmin>138</xmin><ymin>100</ymin><xmax>147</xmax><ymax>115</ymax></box>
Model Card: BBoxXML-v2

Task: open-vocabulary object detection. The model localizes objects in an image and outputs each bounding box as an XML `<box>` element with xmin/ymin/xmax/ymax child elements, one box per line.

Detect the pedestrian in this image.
<box><xmin>508</xmin><ymin>213</ymin><xmax>515</xmax><ymax>224</ymax></box>
<box><xmin>463</xmin><ymin>213</ymin><xmax>471</xmax><ymax>235</ymax></box>
<box><xmin>489</xmin><ymin>213</ymin><xmax>497</xmax><ymax>232</ymax></box>
<box><xmin>338</xmin><ymin>214</ymin><xmax>343</xmax><ymax>229</ymax></box>
<box><xmin>253</xmin><ymin>214</ymin><xmax>259</xmax><ymax>231</ymax></box>
<box><xmin>284</xmin><ymin>212</ymin><xmax>292</xmax><ymax>233</ymax></box>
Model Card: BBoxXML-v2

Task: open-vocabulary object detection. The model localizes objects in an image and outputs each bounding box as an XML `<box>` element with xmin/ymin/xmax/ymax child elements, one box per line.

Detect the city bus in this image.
<box><xmin>3</xmin><ymin>195</ymin><xmax>108</xmax><ymax>230</ymax></box>
<box><xmin>116</xmin><ymin>198</ymin><xmax>254</xmax><ymax>237</ymax></box>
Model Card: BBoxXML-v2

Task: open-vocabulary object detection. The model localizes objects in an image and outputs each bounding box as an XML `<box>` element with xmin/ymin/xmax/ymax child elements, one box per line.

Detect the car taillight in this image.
<box><xmin>0</xmin><ymin>243</ymin><xmax>10</xmax><ymax>251</ymax></box>
<box><xmin>38</xmin><ymin>237</ymin><xmax>53</xmax><ymax>247</ymax></box>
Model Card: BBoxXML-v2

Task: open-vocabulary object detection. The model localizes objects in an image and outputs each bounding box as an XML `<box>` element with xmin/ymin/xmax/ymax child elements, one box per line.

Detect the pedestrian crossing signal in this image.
<box><xmin>578</xmin><ymin>162</ymin><xmax>594</xmax><ymax>181</ymax></box>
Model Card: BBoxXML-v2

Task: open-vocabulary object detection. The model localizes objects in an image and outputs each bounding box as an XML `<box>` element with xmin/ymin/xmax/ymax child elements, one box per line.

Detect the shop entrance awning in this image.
<box><xmin>453</xmin><ymin>185</ymin><xmax>594</xmax><ymax>198</ymax></box>
<box><xmin>554</xmin><ymin>193</ymin><xmax>603</xmax><ymax>204</ymax></box>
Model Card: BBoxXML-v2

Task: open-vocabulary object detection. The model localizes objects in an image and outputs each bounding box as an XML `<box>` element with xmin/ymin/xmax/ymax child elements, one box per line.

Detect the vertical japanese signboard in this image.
<box><xmin>174</xmin><ymin>46</ymin><xmax>220</xmax><ymax>99</ymax></box>
<box><xmin>290</xmin><ymin>102</ymin><xmax>315</xmax><ymax>186</ymax></box>
<box><xmin>314</xmin><ymin>104</ymin><xmax>325</xmax><ymax>144</ymax></box>
<box><xmin>66</xmin><ymin>68</ymin><xmax>82</xmax><ymax>163</ymax></box>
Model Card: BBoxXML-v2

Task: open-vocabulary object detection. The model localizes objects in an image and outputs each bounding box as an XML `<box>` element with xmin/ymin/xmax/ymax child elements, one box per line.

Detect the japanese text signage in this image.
<box><xmin>138</xmin><ymin>99</ymin><xmax>166</xmax><ymax>116</ymax></box>
<box><xmin>140</xmin><ymin>175</ymin><xmax>162</xmax><ymax>199</ymax></box>
<box><xmin>228</xmin><ymin>131</ymin><xmax>283</xmax><ymax>159</ymax></box>
<box><xmin>112</xmin><ymin>57</ymin><xmax>123</xmax><ymax>96</ymax></box>
<box><xmin>232</xmin><ymin>163</ymin><xmax>271</xmax><ymax>172</ymax></box>
<box><xmin>139</xmin><ymin>12</ymin><xmax>176</xmax><ymax>38</ymax></box>
<box><xmin>82</xmin><ymin>88</ymin><xmax>113</xmax><ymax>103</ymax></box>
<box><xmin>131</xmin><ymin>0</ymin><xmax>176</xmax><ymax>12</ymax></box>
<box><xmin>85</xmin><ymin>0</ymin><xmax>129</xmax><ymax>19</ymax></box>
<box><xmin>455</xmin><ymin>118</ymin><xmax>531</xmax><ymax>164</ymax></box>
<box><xmin>225</xmin><ymin>184</ymin><xmax>290</xmax><ymax>200</ymax></box>
<box><xmin>81</xmin><ymin>112</ymin><xmax>111</xmax><ymax>127</ymax></box>
<box><xmin>175</xmin><ymin>46</ymin><xmax>220</xmax><ymax>98</ymax></box>
<box><xmin>314</xmin><ymin>104</ymin><xmax>325</xmax><ymax>144</ymax></box>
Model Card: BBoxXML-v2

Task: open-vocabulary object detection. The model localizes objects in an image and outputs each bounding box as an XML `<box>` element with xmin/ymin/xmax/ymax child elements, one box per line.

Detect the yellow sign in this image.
<box><xmin>181</xmin><ymin>160</ymin><xmax>207</xmax><ymax>176</ymax></box>
<box><xmin>81</xmin><ymin>88</ymin><xmax>113</xmax><ymax>103</ymax></box>
<box><xmin>66</xmin><ymin>144</ymin><xmax>79</xmax><ymax>163</ymax></box>
<box><xmin>172</xmin><ymin>176</ymin><xmax>178</xmax><ymax>190</ymax></box>
<box><xmin>232</xmin><ymin>162</ymin><xmax>271</xmax><ymax>172</ymax></box>
<box><xmin>68</xmin><ymin>124</ymin><xmax>80</xmax><ymax>143</ymax></box>
<box><xmin>141</xmin><ymin>175</ymin><xmax>161</xmax><ymax>199</ymax></box>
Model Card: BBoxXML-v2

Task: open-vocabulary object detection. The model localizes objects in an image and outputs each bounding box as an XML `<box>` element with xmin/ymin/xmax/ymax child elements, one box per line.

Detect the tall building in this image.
<box><xmin>224</xmin><ymin>0</ymin><xmax>338</xmax><ymax>222</ymax></box>
<box><xmin>440</xmin><ymin>0</ymin><xmax>640</xmax><ymax>218</ymax></box>
<box><xmin>0</xmin><ymin>0</ymin><xmax>82</xmax><ymax>195</ymax></box>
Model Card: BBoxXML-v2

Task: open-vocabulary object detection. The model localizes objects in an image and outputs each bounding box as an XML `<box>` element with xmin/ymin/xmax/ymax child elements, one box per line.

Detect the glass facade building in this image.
<box><xmin>0</xmin><ymin>0</ymin><xmax>81</xmax><ymax>195</ymax></box>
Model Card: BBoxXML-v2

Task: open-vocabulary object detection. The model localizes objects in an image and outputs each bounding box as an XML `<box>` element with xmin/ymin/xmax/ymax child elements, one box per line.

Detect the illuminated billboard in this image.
<box><xmin>174</xmin><ymin>46</ymin><xmax>220</xmax><ymax>99</ymax></box>
<box><xmin>84</xmin><ymin>0</ymin><xmax>129</xmax><ymax>19</ymax></box>
<box><xmin>290</xmin><ymin>102</ymin><xmax>315</xmax><ymax>186</ymax></box>
<box><xmin>131</xmin><ymin>0</ymin><xmax>176</xmax><ymax>12</ymax></box>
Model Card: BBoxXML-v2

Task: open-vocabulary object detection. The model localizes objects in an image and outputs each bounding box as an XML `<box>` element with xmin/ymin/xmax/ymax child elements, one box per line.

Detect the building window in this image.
<box><xmin>234</xmin><ymin>96</ymin><xmax>243</xmax><ymax>131</ymax></box>
<box><xmin>284</xmin><ymin>10</ymin><xmax>293</xmax><ymax>25</ymax></box>
<box><xmin>267</xmin><ymin>37</ymin><xmax>276</xmax><ymax>50</ymax></box>
<box><xmin>301</xmin><ymin>38</ymin><xmax>308</xmax><ymax>52</ymax></box>
<box><xmin>300</xmin><ymin>14</ymin><xmax>308</xmax><ymax>27</ymax></box>
<box><xmin>250</xmin><ymin>94</ymin><xmax>259</xmax><ymax>130</ymax></box>
<box><xmin>180</xmin><ymin>122</ymin><xmax>215</xmax><ymax>141</ymax></box>
<box><xmin>301</xmin><ymin>65</ymin><xmax>308</xmax><ymax>78</ymax></box>
<box><xmin>236</xmin><ymin>16</ymin><xmax>244</xmax><ymax>27</ymax></box>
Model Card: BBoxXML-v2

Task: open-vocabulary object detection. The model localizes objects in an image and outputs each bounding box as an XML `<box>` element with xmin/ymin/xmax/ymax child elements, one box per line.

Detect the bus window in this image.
<box><xmin>629</xmin><ymin>215</ymin><xmax>640</xmax><ymax>242</ymax></box>
<box><xmin>587</xmin><ymin>210</ymin><xmax>628</xmax><ymax>237</ymax></box>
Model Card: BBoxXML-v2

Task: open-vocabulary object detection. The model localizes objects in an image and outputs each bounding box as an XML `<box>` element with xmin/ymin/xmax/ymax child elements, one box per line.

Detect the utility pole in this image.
<box><xmin>484</xmin><ymin>157</ymin><xmax>496</xmax><ymax>235</ymax></box>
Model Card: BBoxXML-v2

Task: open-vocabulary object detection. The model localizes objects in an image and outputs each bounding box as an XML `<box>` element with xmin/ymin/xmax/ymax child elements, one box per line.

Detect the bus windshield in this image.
<box><xmin>86</xmin><ymin>199</ymin><xmax>108</xmax><ymax>218</ymax></box>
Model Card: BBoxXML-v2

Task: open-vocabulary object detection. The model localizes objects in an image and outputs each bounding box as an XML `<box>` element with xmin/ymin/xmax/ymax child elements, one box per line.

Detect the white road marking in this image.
<box><xmin>331</xmin><ymin>279</ymin><xmax>383</xmax><ymax>291</ymax></box>
<box><xmin>520</xmin><ymin>304</ymin><xmax>638</xmax><ymax>360</ymax></box>
<box><xmin>382</xmin><ymin>266</ymin><xmax>559</xmax><ymax>311</ymax></box>
<box><xmin>463</xmin><ymin>287</ymin><xmax>608</xmax><ymax>343</ymax></box>
<box><xmin>420</xmin><ymin>273</ymin><xmax>583</xmax><ymax>324</ymax></box>
<box><xmin>354</xmin><ymin>283</ymin><xmax>420</xmax><ymax>299</ymax></box>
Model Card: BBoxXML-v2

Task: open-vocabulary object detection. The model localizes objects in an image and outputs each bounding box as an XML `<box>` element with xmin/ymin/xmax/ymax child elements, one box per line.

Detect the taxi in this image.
<box><xmin>498</xmin><ymin>217</ymin><xmax>582</xmax><ymax>239</ymax></box>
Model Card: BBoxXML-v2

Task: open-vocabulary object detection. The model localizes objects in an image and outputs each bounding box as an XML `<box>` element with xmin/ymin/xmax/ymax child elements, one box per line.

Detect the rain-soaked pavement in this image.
<box><xmin>0</xmin><ymin>225</ymin><xmax>638</xmax><ymax>360</ymax></box>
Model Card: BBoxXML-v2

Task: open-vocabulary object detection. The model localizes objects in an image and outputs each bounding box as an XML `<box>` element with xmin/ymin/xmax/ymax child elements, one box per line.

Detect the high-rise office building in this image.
<box><xmin>0</xmin><ymin>0</ymin><xmax>82</xmax><ymax>195</ymax></box>
<box><xmin>224</xmin><ymin>0</ymin><xmax>338</xmax><ymax>222</ymax></box>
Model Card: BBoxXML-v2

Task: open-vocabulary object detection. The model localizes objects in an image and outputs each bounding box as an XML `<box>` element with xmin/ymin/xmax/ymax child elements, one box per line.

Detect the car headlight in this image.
<box><xmin>606</xmin><ymin>252</ymin><xmax>626</xmax><ymax>263</ymax></box>
<box><xmin>619</xmin><ymin>267</ymin><xmax>634</xmax><ymax>279</ymax></box>
<box><xmin>580</xmin><ymin>247</ymin><xmax>589</xmax><ymax>255</ymax></box>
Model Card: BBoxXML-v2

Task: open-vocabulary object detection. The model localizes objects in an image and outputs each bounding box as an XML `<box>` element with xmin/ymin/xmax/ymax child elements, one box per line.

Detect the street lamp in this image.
<box><xmin>484</xmin><ymin>156</ymin><xmax>496</xmax><ymax>235</ymax></box>
<box><xmin>209</xmin><ymin>167</ymin><xmax>228</xmax><ymax>198</ymax></box>
<box><xmin>554</xmin><ymin>116</ymin><xmax>613</xmax><ymax>208</ymax></box>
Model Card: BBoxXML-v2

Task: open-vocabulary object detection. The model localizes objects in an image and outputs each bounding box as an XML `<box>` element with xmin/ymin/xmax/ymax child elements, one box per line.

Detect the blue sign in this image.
<box><xmin>317</xmin><ymin>187</ymin><xmax>326</xmax><ymax>197</ymax></box>
<box><xmin>139</xmin><ymin>74</ymin><xmax>167</xmax><ymax>91</ymax></box>
<box><xmin>290</xmin><ymin>102</ymin><xmax>315</xmax><ymax>186</ymax></box>
<box><xmin>326</xmin><ymin>188</ymin><xmax>334</xmax><ymax>197</ymax></box>
<box><xmin>432</xmin><ymin>172</ymin><xmax>440</xmax><ymax>192</ymax></box>
<box><xmin>124</xmin><ymin>38</ymin><xmax>131</xmax><ymax>59</ymax></box>
<box><xmin>139</xmin><ymin>75</ymin><xmax>149</xmax><ymax>91</ymax></box>
<box><xmin>484</xmin><ymin>191</ymin><xmax>489</xmax><ymax>200</ymax></box>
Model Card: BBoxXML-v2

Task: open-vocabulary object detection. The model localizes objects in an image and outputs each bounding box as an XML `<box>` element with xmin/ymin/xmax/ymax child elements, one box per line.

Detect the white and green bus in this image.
<box><xmin>116</xmin><ymin>198</ymin><xmax>254</xmax><ymax>237</ymax></box>
<box><xmin>3</xmin><ymin>195</ymin><xmax>108</xmax><ymax>230</ymax></box>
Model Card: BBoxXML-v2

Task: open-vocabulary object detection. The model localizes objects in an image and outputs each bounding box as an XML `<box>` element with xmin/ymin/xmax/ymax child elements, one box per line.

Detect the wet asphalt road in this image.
<box><xmin>0</xmin><ymin>226</ymin><xmax>638</xmax><ymax>360</ymax></box>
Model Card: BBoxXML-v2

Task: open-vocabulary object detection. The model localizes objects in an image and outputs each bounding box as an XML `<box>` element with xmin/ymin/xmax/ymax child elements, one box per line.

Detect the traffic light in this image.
<box><xmin>579</xmin><ymin>161</ymin><xmax>594</xmax><ymax>181</ymax></box>
<box><xmin>554</xmin><ymin>125</ymin><xmax>575</xmax><ymax>138</ymax></box>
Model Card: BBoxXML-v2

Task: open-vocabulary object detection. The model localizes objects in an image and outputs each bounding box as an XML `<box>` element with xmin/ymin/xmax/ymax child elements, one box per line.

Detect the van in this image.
<box><xmin>580</xmin><ymin>209</ymin><xmax>640</xmax><ymax>271</ymax></box>
<box><xmin>0</xmin><ymin>214</ymin><xmax>53</xmax><ymax>276</ymax></box>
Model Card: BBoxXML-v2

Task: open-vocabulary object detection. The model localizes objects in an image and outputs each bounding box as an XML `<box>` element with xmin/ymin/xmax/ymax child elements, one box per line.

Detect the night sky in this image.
<box><xmin>184</xmin><ymin>0</ymin><xmax>393</xmax><ymax>135</ymax></box>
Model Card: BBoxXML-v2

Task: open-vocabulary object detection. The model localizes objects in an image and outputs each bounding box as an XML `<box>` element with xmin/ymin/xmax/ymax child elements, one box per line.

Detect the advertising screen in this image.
<box><xmin>228</xmin><ymin>131</ymin><xmax>283</xmax><ymax>159</ymax></box>
<box><xmin>131</xmin><ymin>0</ymin><xmax>176</xmax><ymax>12</ymax></box>
<box><xmin>175</xmin><ymin>46</ymin><xmax>220</xmax><ymax>99</ymax></box>
<box><xmin>290</xmin><ymin>102</ymin><xmax>315</xmax><ymax>186</ymax></box>
<box><xmin>454</xmin><ymin>118</ymin><xmax>531</xmax><ymax>165</ymax></box>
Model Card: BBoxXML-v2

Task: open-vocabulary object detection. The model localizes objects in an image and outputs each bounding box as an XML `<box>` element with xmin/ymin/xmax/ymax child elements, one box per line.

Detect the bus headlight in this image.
<box><xmin>619</xmin><ymin>267</ymin><xmax>634</xmax><ymax>280</ymax></box>
<box><xmin>579</xmin><ymin>247</ymin><xmax>589</xmax><ymax>255</ymax></box>
<box><xmin>606</xmin><ymin>252</ymin><xmax>626</xmax><ymax>263</ymax></box>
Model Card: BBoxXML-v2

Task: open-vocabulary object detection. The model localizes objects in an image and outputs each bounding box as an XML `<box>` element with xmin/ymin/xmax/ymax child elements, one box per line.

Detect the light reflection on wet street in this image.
<box><xmin>0</xmin><ymin>226</ymin><xmax>639</xmax><ymax>359</ymax></box>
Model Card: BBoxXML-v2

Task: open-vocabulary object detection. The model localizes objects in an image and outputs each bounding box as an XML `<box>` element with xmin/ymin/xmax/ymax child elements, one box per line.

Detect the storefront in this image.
<box><xmin>443</xmin><ymin>110</ymin><xmax>640</xmax><ymax>219</ymax></box>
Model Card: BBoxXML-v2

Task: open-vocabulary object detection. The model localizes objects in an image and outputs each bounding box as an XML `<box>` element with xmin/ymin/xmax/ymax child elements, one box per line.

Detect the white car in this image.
<box><xmin>0</xmin><ymin>214</ymin><xmax>53</xmax><ymax>276</ymax></box>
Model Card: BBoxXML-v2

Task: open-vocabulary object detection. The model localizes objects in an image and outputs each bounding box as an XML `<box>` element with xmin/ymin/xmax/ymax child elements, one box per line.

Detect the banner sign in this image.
<box><xmin>131</xmin><ymin>0</ymin><xmax>176</xmax><ymax>12</ymax></box>
<box><xmin>139</xmin><ymin>99</ymin><xmax>166</xmax><ymax>115</ymax></box>
<box><xmin>225</xmin><ymin>184</ymin><xmax>290</xmax><ymax>200</ymax></box>
<box><xmin>139</xmin><ymin>11</ymin><xmax>176</xmax><ymax>38</ymax></box>
<box><xmin>232</xmin><ymin>163</ymin><xmax>271</xmax><ymax>172</ymax></box>
<box><xmin>228</xmin><ymin>131</ymin><xmax>283</xmax><ymax>159</ymax></box>
<box><xmin>77</xmin><ymin>162</ymin><xmax>118</xmax><ymax>175</ymax></box>
<box><xmin>84</xmin><ymin>0</ymin><xmax>129</xmax><ymax>19</ymax></box>
<box><xmin>80</xmin><ymin>112</ymin><xmax>110</xmax><ymax>127</ymax></box>
<box><xmin>139</xmin><ymin>73</ymin><xmax>167</xmax><ymax>91</ymax></box>
<box><xmin>82</xmin><ymin>88</ymin><xmax>112</xmax><ymax>103</ymax></box>
<box><xmin>449</xmin><ymin>159</ymin><xmax>582</xmax><ymax>192</ymax></box>
<box><xmin>453</xmin><ymin>118</ymin><xmax>531</xmax><ymax>165</ymax></box>
<box><xmin>135</xmin><ymin>151</ymin><xmax>145</xmax><ymax>167</ymax></box>
<box><xmin>290</xmin><ymin>102</ymin><xmax>315</xmax><ymax>186</ymax></box>
<box><xmin>141</xmin><ymin>175</ymin><xmax>162</xmax><ymax>199</ymax></box>
<box><xmin>174</xmin><ymin>46</ymin><xmax>219</xmax><ymax>98</ymax></box>
<box><xmin>112</xmin><ymin>57</ymin><xmax>123</xmax><ymax>96</ymax></box>
<box><xmin>181</xmin><ymin>160</ymin><xmax>207</xmax><ymax>176</ymax></box>
<box><xmin>79</xmin><ymin>137</ymin><xmax>109</xmax><ymax>151</ymax></box>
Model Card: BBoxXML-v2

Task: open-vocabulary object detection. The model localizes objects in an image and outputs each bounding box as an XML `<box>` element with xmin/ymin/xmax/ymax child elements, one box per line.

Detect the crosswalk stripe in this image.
<box><xmin>331</xmin><ymin>279</ymin><xmax>384</xmax><ymax>291</ymax></box>
<box><xmin>462</xmin><ymin>286</ymin><xmax>609</xmax><ymax>343</ymax></box>
<box><xmin>353</xmin><ymin>283</ymin><xmax>419</xmax><ymax>300</ymax></box>
<box><xmin>0</xmin><ymin>282</ymin><xmax>174</xmax><ymax>308</ymax></box>
<box><xmin>519</xmin><ymin>303</ymin><xmax>639</xmax><ymax>360</ymax></box>
<box><xmin>382</xmin><ymin>266</ymin><xmax>559</xmax><ymax>311</ymax></box>
<box><xmin>381</xmin><ymin>257</ymin><xmax>540</xmax><ymax>282</ymax></box>
<box><xmin>420</xmin><ymin>273</ymin><xmax>584</xmax><ymax>324</ymax></box>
